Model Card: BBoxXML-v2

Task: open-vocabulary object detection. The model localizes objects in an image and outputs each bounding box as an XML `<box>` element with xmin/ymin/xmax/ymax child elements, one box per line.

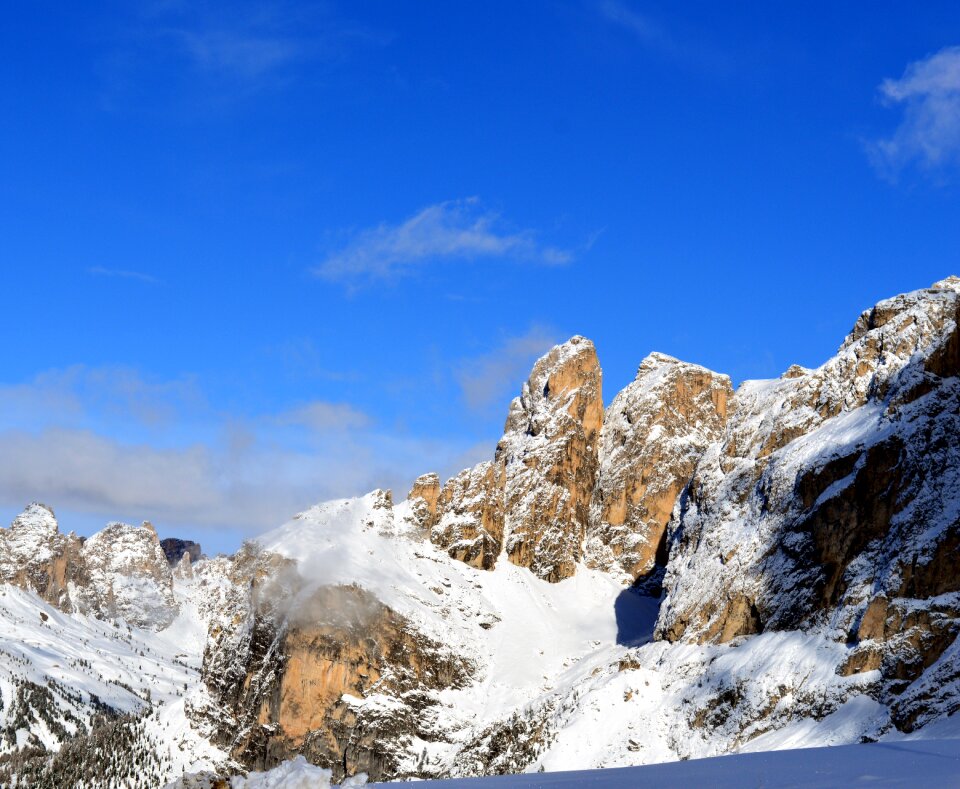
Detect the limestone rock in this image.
<box><xmin>429</xmin><ymin>336</ymin><xmax>603</xmax><ymax>581</ymax></box>
<box><xmin>431</xmin><ymin>462</ymin><xmax>504</xmax><ymax>569</ymax></box>
<box><xmin>197</xmin><ymin>543</ymin><xmax>472</xmax><ymax>783</ymax></box>
<box><xmin>406</xmin><ymin>473</ymin><xmax>441</xmax><ymax>530</ymax></box>
<box><xmin>585</xmin><ymin>353</ymin><xmax>732</xmax><ymax>581</ymax></box>
<box><xmin>0</xmin><ymin>502</ymin><xmax>84</xmax><ymax>611</ymax></box>
<box><xmin>496</xmin><ymin>336</ymin><xmax>603</xmax><ymax>581</ymax></box>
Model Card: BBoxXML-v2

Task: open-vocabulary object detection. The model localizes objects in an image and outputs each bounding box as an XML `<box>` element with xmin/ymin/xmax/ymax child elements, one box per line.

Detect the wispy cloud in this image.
<box><xmin>0</xmin><ymin>365</ymin><xmax>200</xmax><ymax>429</ymax></box>
<box><xmin>867</xmin><ymin>45</ymin><xmax>960</xmax><ymax>180</ymax></box>
<box><xmin>599</xmin><ymin>0</ymin><xmax>676</xmax><ymax>54</ymax></box>
<box><xmin>314</xmin><ymin>198</ymin><xmax>574</xmax><ymax>285</ymax></box>
<box><xmin>88</xmin><ymin>266</ymin><xmax>160</xmax><ymax>285</ymax></box>
<box><xmin>171</xmin><ymin>28</ymin><xmax>300</xmax><ymax>78</ymax></box>
<box><xmin>98</xmin><ymin>2</ymin><xmax>392</xmax><ymax>108</ymax></box>
<box><xmin>275</xmin><ymin>401</ymin><xmax>371</xmax><ymax>431</ymax></box>
<box><xmin>456</xmin><ymin>326</ymin><xmax>559</xmax><ymax>412</ymax></box>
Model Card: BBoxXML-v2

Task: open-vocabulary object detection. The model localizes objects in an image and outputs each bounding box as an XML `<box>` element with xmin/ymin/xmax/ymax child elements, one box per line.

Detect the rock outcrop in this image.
<box><xmin>196</xmin><ymin>542</ymin><xmax>472</xmax><ymax>783</ymax></box>
<box><xmin>585</xmin><ymin>353</ymin><xmax>732</xmax><ymax>582</ymax></box>
<box><xmin>0</xmin><ymin>503</ymin><xmax>84</xmax><ymax>611</ymax></box>
<box><xmin>430</xmin><ymin>462</ymin><xmax>504</xmax><ymax>569</ymax></box>
<box><xmin>428</xmin><ymin>336</ymin><xmax>604</xmax><ymax>581</ymax></box>
<box><xmin>496</xmin><ymin>336</ymin><xmax>604</xmax><ymax>581</ymax></box>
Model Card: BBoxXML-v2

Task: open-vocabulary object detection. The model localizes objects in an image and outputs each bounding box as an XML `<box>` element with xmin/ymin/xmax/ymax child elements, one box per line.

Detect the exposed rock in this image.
<box><xmin>0</xmin><ymin>503</ymin><xmax>84</xmax><ymax>611</ymax></box>
<box><xmin>162</xmin><ymin>538</ymin><xmax>203</xmax><ymax>566</ymax></box>
<box><xmin>430</xmin><ymin>462</ymin><xmax>504</xmax><ymax>569</ymax></box>
<box><xmin>430</xmin><ymin>336</ymin><xmax>603</xmax><ymax>581</ymax></box>
<box><xmin>496</xmin><ymin>336</ymin><xmax>603</xmax><ymax>581</ymax></box>
<box><xmin>407</xmin><ymin>473</ymin><xmax>441</xmax><ymax>531</ymax></box>
<box><xmin>585</xmin><ymin>353</ymin><xmax>732</xmax><ymax>582</ymax></box>
<box><xmin>658</xmin><ymin>277</ymin><xmax>960</xmax><ymax>652</ymax></box>
<box><xmin>197</xmin><ymin>542</ymin><xmax>472</xmax><ymax>783</ymax></box>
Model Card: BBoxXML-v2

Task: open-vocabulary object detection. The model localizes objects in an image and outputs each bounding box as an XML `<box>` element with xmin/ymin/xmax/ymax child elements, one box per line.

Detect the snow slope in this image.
<box><xmin>373</xmin><ymin>738</ymin><xmax>960</xmax><ymax>788</ymax></box>
<box><xmin>0</xmin><ymin>570</ymin><xmax>228</xmax><ymax>785</ymax></box>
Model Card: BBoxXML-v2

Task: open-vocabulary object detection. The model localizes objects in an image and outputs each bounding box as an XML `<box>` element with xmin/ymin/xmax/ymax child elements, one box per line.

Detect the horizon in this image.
<box><xmin>3</xmin><ymin>2</ymin><xmax>960</xmax><ymax>554</ymax></box>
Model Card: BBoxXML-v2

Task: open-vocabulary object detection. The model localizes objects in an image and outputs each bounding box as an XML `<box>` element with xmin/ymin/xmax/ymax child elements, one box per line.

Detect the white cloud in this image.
<box><xmin>0</xmin><ymin>366</ymin><xmax>477</xmax><ymax>540</ymax></box>
<box><xmin>868</xmin><ymin>46</ymin><xmax>960</xmax><ymax>179</ymax></box>
<box><xmin>0</xmin><ymin>365</ymin><xmax>201</xmax><ymax>429</ymax></box>
<box><xmin>314</xmin><ymin>198</ymin><xmax>573</xmax><ymax>284</ymax></box>
<box><xmin>456</xmin><ymin>326</ymin><xmax>559</xmax><ymax>412</ymax></box>
<box><xmin>275</xmin><ymin>401</ymin><xmax>371</xmax><ymax>431</ymax></box>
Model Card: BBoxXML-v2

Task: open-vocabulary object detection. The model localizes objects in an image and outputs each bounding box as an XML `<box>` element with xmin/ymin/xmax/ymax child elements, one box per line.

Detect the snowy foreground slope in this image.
<box><xmin>233</xmin><ymin>736</ymin><xmax>960</xmax><ymax>789</ymax></box>
<box><xmin>1</xmin><ymin>276</ymin><xmax>960</xmax><ymax>787</ymax></box>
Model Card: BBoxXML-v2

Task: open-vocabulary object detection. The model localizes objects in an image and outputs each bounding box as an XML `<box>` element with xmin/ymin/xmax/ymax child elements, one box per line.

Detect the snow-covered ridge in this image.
<box><xmin>2</xmin><ymin>276</ymin><xmax>959</xmax><ymax>786</ymax></box>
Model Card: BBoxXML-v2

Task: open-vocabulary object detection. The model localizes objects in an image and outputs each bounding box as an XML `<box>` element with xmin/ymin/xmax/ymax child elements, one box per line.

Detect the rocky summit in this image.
<box><xmin>1</xmin><ymin>277</ymin><xmax>959</xmax><ymax>788</ymax></box>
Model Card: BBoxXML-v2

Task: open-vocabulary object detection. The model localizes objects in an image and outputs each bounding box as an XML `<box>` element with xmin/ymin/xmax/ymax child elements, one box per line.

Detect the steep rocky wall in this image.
<box><xmin>496</xmin><ymin>336</ymin><xmax>603</xmax><ymax>581</ymax></box>
<box><xmin>426</xmin><ymin>336</ymin><xmax>605</xmax><ymax>581</ymax></box>
<box><xmin>657</xmin><ymin>277</ymin><xmax>960</xmax><ymax>660</ymax></box>
<box><xmin>197</xmin><ymin>546</ymin><xmax>473</xmax><ymax>783</ymax></box>
<box><xmin>586</xmin><ymin>353</ymin><xmax>732</xmax><ymax>582</ymax></box>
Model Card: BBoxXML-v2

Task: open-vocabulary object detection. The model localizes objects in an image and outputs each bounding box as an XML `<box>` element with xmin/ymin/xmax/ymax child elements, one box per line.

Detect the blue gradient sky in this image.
<box><xmin>2</xmin><ymin>2</ymin><xmax>959</xmax><ymax>553</ymax></box>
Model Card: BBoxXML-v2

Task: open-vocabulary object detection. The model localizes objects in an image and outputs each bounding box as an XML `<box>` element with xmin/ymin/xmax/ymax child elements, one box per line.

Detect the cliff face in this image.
<box><xmin>586</xmin><ymin>353</ymin><xmax>732</xmax><ymax>582</ymax></box>
<box><xmin>497</xmin><ymin>336</ymin><xmax>604</xmax><ymax>581</ymax></box>
<box><xmin>424</xmin><ymin>339</ymin><xmax>732</xmax><ymax>585</ymax></box>
<box><xmin>195</xmin><ymin>496</ymin><xmax>476</xmax><ymax>783</ymax></box>
<box><xmin>424</xmin><ymin>336</ymin><xmax>604</xmax><ymax>580</ymax></box>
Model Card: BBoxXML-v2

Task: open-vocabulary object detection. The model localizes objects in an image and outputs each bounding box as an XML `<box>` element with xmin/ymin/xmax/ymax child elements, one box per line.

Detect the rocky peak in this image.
<box><xmin>498</xmin><ymin>335</ymin><xmax>603</xmax><ymax>444</ymax></box>
<box><xmin>429</xmin><ymin>337</ymin><xmax>734</xmax><ymax>584</ymax></box>
<box><xmin>586</xmin><ymin>353</ymin><xmax>732</xmax><ymax>582</ymax></box>
<box><xmin>426</xmin><ymin>336</ymin><xmax>602</xmax><ymax>580</ymax></box>
<box><xmin>407</xmin><ymin>473</ymin><xmax>441</xmax><ymax>530</ymax></box>
<box><xmin>495</xmin><ymin>336</ymin><xmax>603</xmax><ymax>581</ymax></box>
<box><xmin>0</xmin><ymin>502</ymin><xmax>83</xmax><ymax>610</ymax></box>
<box><xmin>74</xmin><ymin>521</ymin><xmax>178</xmax><ymax>629</ymax></box>
<box><xmin>10</xmin><ymin>501</ymin><xmax>59</xmax><ymax>535</ymax></box>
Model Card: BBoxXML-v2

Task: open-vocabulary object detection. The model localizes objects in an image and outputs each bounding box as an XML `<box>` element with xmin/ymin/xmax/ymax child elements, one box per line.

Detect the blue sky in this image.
<box><xmin>2</xmin><ymin>2</ymin><xmax>960</xmax><ymax>554</ymax></box>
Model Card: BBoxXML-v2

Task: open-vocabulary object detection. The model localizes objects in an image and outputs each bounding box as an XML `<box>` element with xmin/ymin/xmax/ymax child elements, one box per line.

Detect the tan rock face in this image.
<box><xmin>495</xmin><ymin>336</ymin><xmax>603</xmax><ymax>582</ymax></box>
<box><xmin>428</xmin><ymin>336</ymin><xmax>604</xmax><ymax>581</ymax></box>
<box><xmin>407</xmin><ymin>473</ymin><xmax>441</xmax><ymax>531</ymax></box>
<box><xmin>202</xmin><ymin>568</ymin><xmax>472</xmax><ymax>783</ymax></box>
<box><xmin>585</xmin><ymin>353</ymin><xmax>732</xmax><ymax>581</ymax></box>
<box><xmin>430</xmin><ymin>462</ymin><xmax>504</xmax><ymax>569</ymax></box>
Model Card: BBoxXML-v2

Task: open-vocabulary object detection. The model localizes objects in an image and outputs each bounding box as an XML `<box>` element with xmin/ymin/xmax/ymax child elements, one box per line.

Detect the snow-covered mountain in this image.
<box><xmin>1</xmin><ymin>277</ymin><xmax>959</xmax><ymax>787</ymax></box>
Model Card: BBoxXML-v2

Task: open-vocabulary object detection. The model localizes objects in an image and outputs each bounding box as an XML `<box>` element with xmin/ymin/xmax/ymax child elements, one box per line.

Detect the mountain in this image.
<box><xmin>1</xmin><ymin>277</ymin><xmax>958</xmax><ymax>787</ymax></box>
